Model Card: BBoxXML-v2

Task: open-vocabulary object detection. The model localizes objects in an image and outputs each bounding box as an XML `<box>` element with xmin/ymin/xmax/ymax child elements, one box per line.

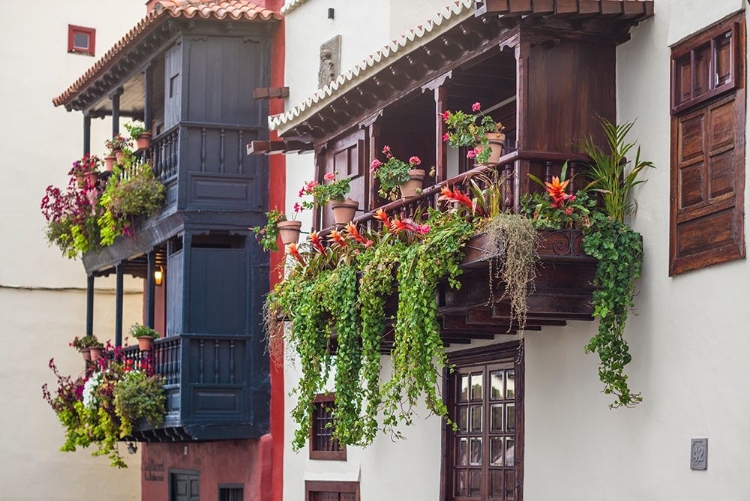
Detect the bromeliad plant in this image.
<box><xmin>443</xmin><ymin>102</ymin><xmax>505</xmax><ymax>164</ymax></box>
<box><xmin>370</xmin><ymin>146</ymin><xmax>423</xmax><ymax>201</ymax></box>
<box><xmin>42</xmin><ymin>343</ymin><xmax>166</xmax><ymax>468</ymax></box>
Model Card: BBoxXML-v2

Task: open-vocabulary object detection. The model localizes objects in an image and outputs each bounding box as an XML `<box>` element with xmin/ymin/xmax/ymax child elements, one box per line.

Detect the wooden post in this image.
<box><xmin>86</xmin><ymin>275</ymin><xmax>94</xmax><ymax>337</ymax></box>
<box><xmin>144</xmin><ymin>65</ymin><xmax>153</xmax><ymax>131</ymax></box>
<box><xmin>115</xmin><ymin>264</ymin><xmax>124</xmax><ymax>347</ymax></box>
<box><xmin>435</xmin><ymin>85</ymin><xmax>448</xmax><ymax>184</ymax></box>
<box><xmin>146</xmin><ymin>249</ymin><xmax>156</xmax><ymax>329</ymax></box>
<box><xmin>83</xmin><ymin>115</ymin><xmax>91</xmax><ymax>156</ymax></box>
<box><xmin>514</xmin><ymin>41</ymin><xmax>531</xmax><ymax>213</ymax></box>
<box><xmin>111</xmin><ymin>89</ymin><xmax>122</xmax><ymax>137</ymax></box>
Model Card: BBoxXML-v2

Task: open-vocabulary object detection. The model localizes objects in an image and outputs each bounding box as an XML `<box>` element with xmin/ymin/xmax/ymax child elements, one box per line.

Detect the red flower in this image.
<box><xmin>309</xmin><ymin>232</ymin><xmax>326</xmax><ymax>254</ymax></box>
<box><xmin>440</xmin><ymin>185</ymin><xmax>483</xmax><ymax>215</ymax></box>
<box><xmin>544</xmin><ymin>176</ymin><xmax>571</xmax><ymax>208</ymax></box>
<box><xmin>371</xmin><ymin>159</ymin><xmax>382</xmax><ymax>171</ymax></box>
<box><xmin>293</xmin><ymin>202</ymin><xmax>303</xmax><ymax>213</ymax></box>
<box><xmin>442</xmin><ymin>111</ymin><xmax>451</xmax><ymax>121</ymax></box>
<box><xmin>443</xmin><ymin>133</ymin><xmax>450</xmax><ymax>142</ymax></box>
<box><xmin>565</xmin><ymin>207</ymin><xmax>574</xmax><ymax>215</ymax></box>
<box><xmin>472</xmin><ymin>102</ymin><xmax>481</xmax><ymax>112</ymax></box>
<box><xmin>409</xmin><ymin>156</ymin><xmax>421</xmax><ymax>166</ymax></box>
<box><xmin>466</xmin><ymin>150</ymin><xmax>476</xmax><ymax>159</ymax></box>
<box><xmin>324</xmin><ymin>172</ymin><xmax>336</xmax><ymax>181</ymax></box>
<box><xmin>345</xmin><ymin>222</ymin><xmax>373</xmax><ymax>248</ymax></box>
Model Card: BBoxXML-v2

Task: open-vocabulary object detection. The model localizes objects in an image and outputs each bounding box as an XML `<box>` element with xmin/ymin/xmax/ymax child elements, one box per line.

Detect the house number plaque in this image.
<box><xmin>690</xmin><ymin>438</ymin><xmax>708</xmax><ymax>470</ymax></box>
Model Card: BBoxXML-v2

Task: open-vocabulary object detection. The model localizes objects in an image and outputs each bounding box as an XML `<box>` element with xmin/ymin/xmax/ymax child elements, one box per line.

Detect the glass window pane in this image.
<box><xmin>490</xmin><ymin>469</ymin><xmax>504</xmax><ymax>498</ymax></box>
<box><xmin>505</xmin><ymin>437</ymin><xmax>515</xmax><ymax>467</ymax></box>
<box><xmin>491</xmin><ymin>404</ymin><xmax>503</xmax><ymax>432</ymax></box>
<box><xmin>470</xmin><ymin>405</ymin><xmax>482</xmax><ymax>432</ymax></box>
<box><xmin>456</xmin><ymin>438</ymin><xmax>468</xmax><ymax>466</ymax></box>
<box><xmin>459</xmin><ymin>375</ymin><xmax>469</xmax><ymax>402</ymax></box>
<box><xmin>490</xmin><ymin>436</ymin><xmax>504</xmax><ymax>466</ymax></box>
<box><xmin>469</xmin><ymin>469</ymin><xmax>482</xmax><ymax>497</ymax></box>
<box><xmin>714</xmin><ymin>32</ymin><xmax>733</xmax><ymax>86</ymax></box>
<box><xmin>471</xmin><ymin>372</ymin><xmax>483</xmax><ymax>401</ymax></box>
<box><xmin>455</xmin><ymin>470</ymin><xmax>467</xmax><ymax>497</ymax></box>
<box><xmin>458</xmin><ymin>406</ymin><xmax>468</xmax><ymax>432</ymax></box>
<box><xmin>504</xmin><ymin>469</ymin><xmax>515</xmax><ymax>500</ymax></box>
<box><xmin>491</xmin><ymin>371</ymin><xmax>504</xmax><ymax>400</ymax></box>
<box><xmin>470</xmin><ymin>437</ymin><xmax>482</xmax><ymax>465</ymax></box>
<box><xmin>73</xmin><ymin>32</ymin><xmax>89</xmax><ymax>49</ymax></box>
<box><xmin>506</xmin><ymin>370</ymin><xmax>515</xmax><ymax>399</ymax></box>
<box><xmin>506</xmin><ymin>404</ymin><xmax>515</xmax><ymax>432</ymax></box>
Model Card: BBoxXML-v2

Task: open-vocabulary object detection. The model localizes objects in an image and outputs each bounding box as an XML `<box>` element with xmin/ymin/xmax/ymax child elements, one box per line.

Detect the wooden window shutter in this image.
<box><xmin>317</xmin><ymin>128</ymin><xmax>367</xmax><ymax>230</ymax></box>
<box><xmin>669</xmin><ymin>12</ymin><xmax>746</xmax><ymax>275</ymax></box>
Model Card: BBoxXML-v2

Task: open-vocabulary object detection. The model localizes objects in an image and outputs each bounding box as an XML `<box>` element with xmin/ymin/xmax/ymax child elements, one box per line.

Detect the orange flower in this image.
<box><xmin>286</xmin><ymin>242</ymin><xmax>305</xmax><ymax>266</ymax></box>
<box><xmin>440</xmin><ymin>185</ymin><xmax>482</xmax><ymax>215</ymax></box>
<box><xmin>374</xmin><ymin>208</ymin><xmax>392</xmax><ymax>231</ymax></box>
<box><xmin>309</xmin><ymin>232</ymin><xmax>326</xmax><ymax>254</ymax></box>
<box><xmin>345</xmin><ymin>222</ymin><xmax>373</xmax><ymax>248</ymax></box>
<box><xmin>329</xmin><ymin>230</ymin><xmax>349</xmax><ymax>248</ymax></box>
<box><xmin>544</xmin><ymin>176</ymin><xmax>571</xmax><ymax>208</ymax></box>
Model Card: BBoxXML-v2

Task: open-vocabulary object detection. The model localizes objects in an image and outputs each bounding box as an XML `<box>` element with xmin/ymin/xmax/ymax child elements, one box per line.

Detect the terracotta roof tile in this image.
<box><xmin>53</xmin><ymin>0</ymin><xmax>280</xmax><ymax>108</ymax></box>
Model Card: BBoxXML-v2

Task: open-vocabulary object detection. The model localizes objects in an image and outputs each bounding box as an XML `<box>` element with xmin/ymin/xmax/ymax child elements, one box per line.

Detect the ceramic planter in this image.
<box><xmin>76</xmin><ymin>175</ymin><xmax>85</xmax><ymax>188</ymax></box>
<box><xmin>114</xmin><ymin>149</ymin><xmax>124</xmax><ymax>164</ymax></box>
<box><xmin>89</xmin><ymin>347</ymin><xmax>103</xmax><ymax>362</ymax></box>
<box><xmin>104</xmin><ymin>156</ymin><xmax>116</xmax><ymax>171</ymax></box>
<box><xmin>135</xmin><ymin>132</ymin><xmax>152</xmax><ymax>151</ymax></box>
<box><xmin>331</xmin><ymin>199</ymin><xmax>359</xmax><ymax>226</ymax></box>
<box><xmin>399</xmin><ymin>169</ymin><xmax>425</xmax><ymax>199</ymax></box>
<box><xmin>277</xmin><ymin>220</ymin><xmax>302</xmax><ymax>246</ymax></box>
<box><xmin>477</xmin><ymin>132</ymin><xmax>505</xmax><ymax>165</ymax></box>
<box><xmin>86</xmin><ymin>171</ymin><xmax>99</xmax><ymax>187</ymax></box>
<box><xmin>80</xmin><ymin>348</ymin><xmax>91</xmax><ymax>362</ymax></box>
<box><xmin>136</xmin><ymin>336</ymin><xmax>154</xmax><ymax>351</ymax></box>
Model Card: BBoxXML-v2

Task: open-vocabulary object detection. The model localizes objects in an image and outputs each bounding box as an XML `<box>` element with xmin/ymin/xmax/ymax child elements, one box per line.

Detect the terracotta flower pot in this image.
<box><xmin>135</xmin><ymin>132</ymin><xmax>152</xmax><ymax>151</ymax></box>
<box><xmin>476</xmin><ymin>132</ymin><xmax>505</xmax><ymax>165</ymax></box>
<box><xmin>86</xmin><ymin>171</ymin><xmax>99</xmax><ymax>187</ymax></box>
<box><xmin>76</xmin><ymin>175</ymin><xmax>85</xmax><ymax>188</ymax></box>
<box><xmin>105</xmin><ymin>156</ymin><xmax>116</xmax><ymax>171</ymax></box>
<box><xmin>331</xmin><ymin>199</ymin><xmax>359</xmax><ymax>226</ymax></box>
<box><xmin>89</xmin><ymin>347</ymin><xmax>103</xmax><ymax>362</ymax></box>
<box><xmin>137</xmin><ymin>336</ymin><xmax>154</xmax><ymax>351</ymax></box>
<box><xmin>80</xmin><ymin>348</ymin><xmax>91</xmax><ymax>362</ymax></box>
<box><xmin>277</xmin><ymin>220</ymin><xmax>302</xmax><ymax>246</ymax></box>
<box><xmin>114</xmin><ymin>149</ymin><xmax>124</xmax><ymax>164</ymax></box>
<box><xmin>399</xmin><ymin>169</ymin><xmax>425</xmax><ymax>199</ymax></box>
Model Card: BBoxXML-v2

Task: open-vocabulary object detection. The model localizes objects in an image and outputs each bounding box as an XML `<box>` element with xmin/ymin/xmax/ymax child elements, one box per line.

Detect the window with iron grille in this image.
<box><xmin>67</xmin><ymin>25</ymin><xmax>96</xmax><ymax>56</ymax></box>
<box><xmin>218</xmin><ymin>485</ymin><xmax>243</xmax><ymax>501</ymax></box>
<box><xmin>309</xmin><ymin>393</ymin><xmax>346</xmax><ymax>460</ymax></box>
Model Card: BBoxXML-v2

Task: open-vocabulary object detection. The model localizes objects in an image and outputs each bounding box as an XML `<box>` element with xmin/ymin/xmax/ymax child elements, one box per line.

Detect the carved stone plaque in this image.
<box><xmin>691</xmin><ymin>438</ymin><xmax>708</xmax><ymax>470</ymax></box>
<box><xmin>319</xmin><ymin>35</ymin><xmax>341</xmax><ymax>89</ymax></box>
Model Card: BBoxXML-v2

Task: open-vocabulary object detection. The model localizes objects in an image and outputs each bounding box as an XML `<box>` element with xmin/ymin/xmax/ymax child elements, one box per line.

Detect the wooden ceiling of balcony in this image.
<box><xmin>475</xmin><ymin>0</ymin><xmax>654</xmax><ymax>19</ymax></box>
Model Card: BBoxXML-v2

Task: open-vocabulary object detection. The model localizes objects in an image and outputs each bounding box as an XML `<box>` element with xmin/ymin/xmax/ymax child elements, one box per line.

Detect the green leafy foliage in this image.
<box><xmin>582</xmin><ymin>214</ymin><xmax>643</xmax><ymax>408</ymax></box>
<box><xmin>114</xmin><ymin>370</ymin><xmax>166</xmax><ymax>437</ymax></box>
<box><xmin>129</xmin><ymin>323</ymin><xmax>160</xmax><ymax>340</ymax></box>
<box><xmin>251</xmin><ymin>209</ymin><xmax>286</xmax><ymax>252</ymax></box>
<box><xmin>371</xmin><ymin>147</ymin><xmax>423</xmax><ymax>201</ymax></box>
<box><xmin>443</xmin><ymin>103</ymin><xmax>504</xmax><ymax>164</ymax></box>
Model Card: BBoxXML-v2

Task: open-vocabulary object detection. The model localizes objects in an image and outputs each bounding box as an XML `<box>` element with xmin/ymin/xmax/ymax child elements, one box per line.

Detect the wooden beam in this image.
<box><xmin>252</xmin><ymin>87</ymin><xmax>290</xmax><ymax>100</ymax></box>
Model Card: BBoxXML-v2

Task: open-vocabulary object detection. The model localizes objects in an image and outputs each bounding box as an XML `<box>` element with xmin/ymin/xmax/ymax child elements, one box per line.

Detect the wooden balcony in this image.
<box><xmin>118</xmin><ymin>333</ymin><xmax>267</xmax><ymax>442</ymax></box>
<box><xmin>345</xmin><ymin>149</ymin><xmax>598</xmax><ymax>348</ymax></box>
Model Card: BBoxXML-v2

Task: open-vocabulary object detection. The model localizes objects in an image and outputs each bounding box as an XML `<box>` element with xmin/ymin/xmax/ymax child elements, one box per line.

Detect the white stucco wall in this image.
<box><xmin>283</xmin><ymin>1</ymin><xmax>750</xmax><ymax>500</ymax></box>
<box><xmin>0</xmin><ymin>2</ymin><xmax>146</xmax><ymax>499</ymax></box>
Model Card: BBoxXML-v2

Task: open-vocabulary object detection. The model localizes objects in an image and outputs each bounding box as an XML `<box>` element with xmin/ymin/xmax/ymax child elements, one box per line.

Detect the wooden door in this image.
<box><xmin>319</xmin><ymin>129</ymin><xmax>367</xmax><ymax>229</ymax></box>
<box><xmin>165</xmin><ymin>43</ymin><xmax>182</xmax><ymax>129</ymax></box>
<box><xmin>171</xmin><ymin>471</ymin><xmax>200</xmax><ymax>501</ymax></box>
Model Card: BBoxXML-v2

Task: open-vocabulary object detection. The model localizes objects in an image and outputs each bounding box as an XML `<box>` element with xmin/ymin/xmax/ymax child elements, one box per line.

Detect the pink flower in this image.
<box><xmin>293</xmin><ymin>202</ymin><xmax>302</xmax><ymax>213</ymax></box>
<box><xmin>298</xmin><ymin>188</ymin><xmax>305</xmax><ymax>197</ymax></box>
<box><xmin>416</xmin><ymin>224</ymin><xmax>431</xmax><ymax>235</ymax></box>
<box><xmin>304</xmin><ymin>180</ymin><xmax>318</xmax><ymax>193</ymax></box>
<box><xmin>565</xmin><ymin>207</ymin><xmax>574</xmax><ymax>215</ymax></box>
<box><xmin>324</xmin><ymin>172</ymin><xmax>336</xmax><ymax>181</ymax></box>
<box><xmin>442</xmin><ymin>111</ymin><xmax>450</xmax><ymax>121</ymax></box>
<box><xmin>467</xmin><ymin>150</ymin><xmax>476</xmax><ymax>159</ymax></box>
<box><xmin>370</xmin><ymin>159</ymin><xmax>382</xmax><ymax>171</ymax></box>
<box><xmin>382</xmin><ymin>145</ymin><xmax>391</xmax><ymax>156</ymax></box>
<box><xmin>472</xmin><ymin>102</ymin><xmax>481</xmax><ymax>112</ymax></box>
<box><xmin>409</xmin><ymin>156</ymin><xmax>421</xmax><ymax>166</ymax></box>
<box><xmin>443</xmin><ymin>133</ymin><xmax>450</xmax><ymax>142</ymax></box>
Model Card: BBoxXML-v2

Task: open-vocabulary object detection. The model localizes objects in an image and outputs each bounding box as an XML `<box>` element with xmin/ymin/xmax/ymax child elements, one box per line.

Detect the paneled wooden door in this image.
<box><xmin>171</xmin><ymin>470</ymin><xmax>200</xmax><ymax>501</ymax></box>
<box><xmin>448</xmin><ymin>360</ymin><xmax>519</xmax><ymax>500</ymax></box>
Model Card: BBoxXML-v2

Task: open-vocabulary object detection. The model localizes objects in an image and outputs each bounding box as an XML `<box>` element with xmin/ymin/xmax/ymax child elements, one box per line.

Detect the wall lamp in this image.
<box><xmin>154</xmin><ymin>266</ymin><xmax>164</xmax><ymax>286</ymax></box>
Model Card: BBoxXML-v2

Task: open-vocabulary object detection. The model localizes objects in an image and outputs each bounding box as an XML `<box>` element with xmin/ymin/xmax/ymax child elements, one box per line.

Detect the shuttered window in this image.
<box><xmin>669</xmin><ymin>12</ymin><xmax>746</xmax><ymax>275</ymax></box>
<box><xmin>309</xmin><ymin>393</ymin><xmax>346</xmax><ymax>460</ymax></box>
<box><xmin>305</xmin><ymin>481</ymin><xmax>360</xmax><ymax>501</ymax></box>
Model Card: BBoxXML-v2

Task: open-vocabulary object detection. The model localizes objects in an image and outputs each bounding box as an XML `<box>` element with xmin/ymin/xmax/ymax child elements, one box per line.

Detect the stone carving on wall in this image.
<box><xmin>319</xmin><ymin>35</ymin><xmax>341</xmax><ymax>89</ymax></box>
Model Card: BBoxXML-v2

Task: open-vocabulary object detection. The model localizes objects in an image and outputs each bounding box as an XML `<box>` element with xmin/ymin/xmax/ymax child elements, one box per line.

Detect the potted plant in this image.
<box><xmin>70</xmin><ymin>335</ymin><xmax>103</xmax><ymax>362</ymax></box>
<box><xmin>443</xmin><ymin>102</ymin><xmax>505</xmax><ymax>165</ymax></box>
<box><xmin>129</xmin><ymin>323</ymin><xmax>159</xmax><ymax>351</ymax></box>
<box><xmin>105</xmin><ymin>134</ymin><xmax>131</xmax><ymax>163</ymax></box>
<box><xmin>300</xmin><ymin>172</ymin><xmax>356</xmax><ymax>226</ymax></box>
<box><xmin>124</xmin><ymin>122</ymin><xmax>151</xmax><ymax>151</ymax></box>
<box><xmin>252</xmin><ymin>207</ymin><xmax>304</xmax><ymax>252</ymax></box>
<box><xmin>371</xmin><ymin>146</ymin><xmax>425</xmax><ymax>200</ymax></box>
<box><xmin>69</xmin><ymin>154</ymin><xmax>101</xmax><ymax>189</ymax></box>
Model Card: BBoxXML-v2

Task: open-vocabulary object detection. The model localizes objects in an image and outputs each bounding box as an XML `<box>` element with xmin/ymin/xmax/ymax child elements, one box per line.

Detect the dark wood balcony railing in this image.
<box><xmin>116</xmin><ymin>333</ymin><xmax>263</xmax><ymax>442</ymax></box>
<box><xmin>145</xmin><ymin>125</ymin><xmax>180</xmax><ymax>183</ymax></box>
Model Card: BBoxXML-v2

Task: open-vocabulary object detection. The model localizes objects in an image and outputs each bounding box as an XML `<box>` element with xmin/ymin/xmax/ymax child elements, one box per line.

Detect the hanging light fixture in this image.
<box><xmin>154</xmin><ymin>266</ymin><xmax>164</xmax><ymax>286</ymax></box>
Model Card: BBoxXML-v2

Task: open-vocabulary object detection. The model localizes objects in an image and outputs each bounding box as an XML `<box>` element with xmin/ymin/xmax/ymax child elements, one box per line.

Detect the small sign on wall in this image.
<box><xmin>691</xmin><ymin>438</ymin><xmax>708</xmax><ymax>470</ymax></box>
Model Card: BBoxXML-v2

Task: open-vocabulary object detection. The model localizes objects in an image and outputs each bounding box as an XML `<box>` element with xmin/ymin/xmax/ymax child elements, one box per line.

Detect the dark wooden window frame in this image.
<box><xmin>67</xmin><ymin>24</ymin><xmax>96</xmax><ymax>56</ymax></box>
<box><xmin>309</xmin><ymin>393</ymin><xmax>347</xmax><ymax>460</ymax></box>
<box><xmin>669</xmin><ymin>11</ymin><xmax>746</xmax><ymax>275</ymax></box>
<box><xmin>218</xmin><ymin>483</ymin><xmax>244</xmax><ymax>501</ymax></box>
<box><xmin>442</xmin><ymin>341</ymin><xmax>524</xmax><ymax>501</ymax></box>
<box><xmin>305</xmin><ymin>480</ymin><xmax>360</xmax><ymax>500</ymax></box>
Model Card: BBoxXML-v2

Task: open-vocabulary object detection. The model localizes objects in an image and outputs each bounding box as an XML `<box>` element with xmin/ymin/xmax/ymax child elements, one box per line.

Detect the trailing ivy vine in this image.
<box><xmin>582</xmin><ymin>214</ymin><xmax>643</xmax><ymax>408</ymax></box>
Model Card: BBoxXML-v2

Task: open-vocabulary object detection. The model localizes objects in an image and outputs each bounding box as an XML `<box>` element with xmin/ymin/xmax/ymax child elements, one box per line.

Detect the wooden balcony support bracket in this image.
<box><xmin>246</xmin><ymin>139</ymin><xmax>314</xmax><ymax>156</ymax></box>
<box><xmin>252</xmin><ymin>87</ymin><xmax>290</xmax><ymax>100</ymax></box>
